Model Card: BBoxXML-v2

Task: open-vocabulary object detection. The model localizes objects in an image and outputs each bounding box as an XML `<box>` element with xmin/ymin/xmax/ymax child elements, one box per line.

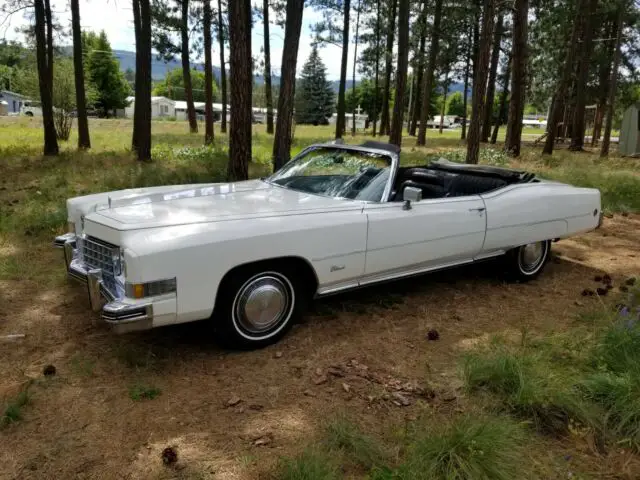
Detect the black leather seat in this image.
<box><xmin>446</xmin><ymin>174</ymin><xmax>507</xmax><ymax>196</ymax></box>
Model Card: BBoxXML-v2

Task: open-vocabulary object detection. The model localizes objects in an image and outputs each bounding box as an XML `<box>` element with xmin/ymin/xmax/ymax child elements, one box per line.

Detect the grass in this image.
<box><xmin>463</xmin><ymin>348</ymin><xmax>595</xmax><ymax>435</ymax></box>
<box><xmin>324</xmin><ymin>415</ymin><xmax>388</xmax><ymax>470</ymax></box>
<box><xmin>387</xmin><ymin>416</ymin><xmax>530</xmax><ymax>480</ymax></box>
<box><xmin>128</xmin><ymin>383</ymin><xmax>162</xmax><ymax>401</ymax></box>
<box><xmin>275</xmin><ymin>449</ymin><xmax>339</xmax><ymax>480</ymax></box>
<box><xmin>1</xmin><ymin>389</ymin><xmax>30</xmax><ymax>428</ymax></box>
<box><xmin>462</xmin><ymin>286</ymin><xmax>640</xmax><ymax>453</ymax></box>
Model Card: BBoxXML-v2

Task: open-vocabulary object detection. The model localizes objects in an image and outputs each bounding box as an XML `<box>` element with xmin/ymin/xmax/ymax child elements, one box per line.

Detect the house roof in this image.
<box><xmin>0</xmin><ymin>90</ymin><xmax>29</xmax><ymax>99</ymax></box>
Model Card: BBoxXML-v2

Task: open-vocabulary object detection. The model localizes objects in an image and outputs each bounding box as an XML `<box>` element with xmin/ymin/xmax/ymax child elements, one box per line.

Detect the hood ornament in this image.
<box><xmin>108</xmin><ymin>196</ymin><xmax>112</xmax><ymax>208</ymax></box>
<box><xmin>80</xmin><ymin>215</ymin><xmax>85</xmax><ymax>230</ymax></box>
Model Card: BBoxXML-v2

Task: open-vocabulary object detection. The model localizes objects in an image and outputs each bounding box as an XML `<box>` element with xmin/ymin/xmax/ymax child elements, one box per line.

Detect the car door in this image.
<box><xmin>362</xmin><ymin>196</ymin><xmax>487</xmax><ymax>282</ymax></box>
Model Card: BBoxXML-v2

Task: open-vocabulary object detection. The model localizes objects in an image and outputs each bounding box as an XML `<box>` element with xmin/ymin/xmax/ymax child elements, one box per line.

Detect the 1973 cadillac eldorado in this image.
<box><xmin>54</xmin><ymin>141</ymin><xmax>602</xmax><ymax>347</ymax></box>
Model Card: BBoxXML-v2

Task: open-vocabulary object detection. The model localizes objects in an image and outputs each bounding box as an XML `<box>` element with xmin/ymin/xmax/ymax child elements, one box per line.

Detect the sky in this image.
<box><xmin>1</xmin><ymin>0</ymin><xmax>352</xmax><ymax>80</ymax></box>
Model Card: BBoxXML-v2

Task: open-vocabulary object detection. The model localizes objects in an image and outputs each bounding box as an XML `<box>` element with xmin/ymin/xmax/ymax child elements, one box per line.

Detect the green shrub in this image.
<box><xmin>593</xmin><ymin>315</ymin><xmax>640</xmax><ymax>374</ymax></box>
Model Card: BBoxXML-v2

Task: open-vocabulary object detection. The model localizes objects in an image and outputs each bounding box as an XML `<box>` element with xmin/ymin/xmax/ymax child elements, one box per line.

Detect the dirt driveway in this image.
<box><xmin>1</xmin><ymin>215</ymin><xmax>639</xmax><ymax>480</ymax></box>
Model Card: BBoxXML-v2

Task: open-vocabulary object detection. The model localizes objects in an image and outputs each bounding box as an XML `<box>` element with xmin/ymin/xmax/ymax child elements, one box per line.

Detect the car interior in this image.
<box><xmin>390</xmin><ymin>161</ymin><xmax>538</xmax><ymax>201</ymax></box>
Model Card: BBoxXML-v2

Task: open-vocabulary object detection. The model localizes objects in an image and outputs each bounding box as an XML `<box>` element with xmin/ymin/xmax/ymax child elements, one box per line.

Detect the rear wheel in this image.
<box><xmin>214</xmin><ymin>264</ymin><xmax>305</xmax><ymax>348</ymax></box>
<box><xmin>504</xmin><ymin>240</ymin><xmax>550</xmax><ymax>281</ymax></box>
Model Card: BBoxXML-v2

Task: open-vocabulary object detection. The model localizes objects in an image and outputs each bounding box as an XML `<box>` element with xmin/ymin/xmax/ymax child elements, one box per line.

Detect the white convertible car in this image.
<box><xmin>54</xmin><ymin>141</ymin><xmax>602</xmax><ymax>347</ymax></box>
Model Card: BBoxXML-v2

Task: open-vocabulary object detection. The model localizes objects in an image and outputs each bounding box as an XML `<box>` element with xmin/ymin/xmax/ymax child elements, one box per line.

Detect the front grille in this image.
<box><xmin>81</xmin><ymin>236</ymin><xmax>119</xmax><ymax>278</ymax></box>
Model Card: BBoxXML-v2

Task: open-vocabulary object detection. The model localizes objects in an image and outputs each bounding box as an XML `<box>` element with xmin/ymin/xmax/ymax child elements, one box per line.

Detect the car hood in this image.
<box><xmin>82</xmin><ymin>180</ymin><xmax>362</xmax><ymax>231</ymax></box>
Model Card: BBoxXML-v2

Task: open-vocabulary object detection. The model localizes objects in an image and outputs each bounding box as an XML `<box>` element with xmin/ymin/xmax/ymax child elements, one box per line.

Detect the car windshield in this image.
<box><xmin>267</xmin><ymin>147</ymin><xmax>392</xmax><ymax>202</ymax></box>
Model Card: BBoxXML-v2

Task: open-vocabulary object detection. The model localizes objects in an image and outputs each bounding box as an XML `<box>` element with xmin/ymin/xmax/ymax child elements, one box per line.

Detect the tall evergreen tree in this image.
<box><xmin>70</xmin><ymin>0</ymin><xmax>90</xmax><ymax>149</ymax></box>
<box><xmin>227</xmin><ymin>0</ymin><xmax>251</xmax><ymax>180</ymax></box>
<box><xmin>505</xmin><ymin>0</ymin><xmax>528</xmax><ymax>156</ymax></box>
<box><xmin>203</xmin><ymin>0</ymin><xmax>215</xmax><ymax>145</ymax></box>
<box><xmin>272</xmin><ymin>0</ymin><xmax>304</xmax><ymax>170</ymax></box>
<box><xmin>417</xmin><ymin>0</ymin><xmax>442</xmax><ymax>146</ymax></box>
<box><xmin>132</xmin><ymin>0</ymin><xmax>152</xmax><ymax>161</ymax></box>
<box><xmin>86</xmin><ymin>32</ymin><xmax>130</xmax><ymax>117</ymax></box>
<box><xmin>217</xmin><ymin>0</ymin><xmax>228</xmax><ymax>133</ymax></box>
<box><xmin>34</xmin><ymin>0</ymin><xmax>58</xmax><ymax>155</ymax></box>
<box><xmin>294</xmin><ymin>46</ymin><xmax>335</xmax><ymax>125</ymax></box>
<box><xmin>389</xmin><ymin>0</ymin><xmax>409</xmax><ymax>146</ymax></box>
<box><xmin>150</xmin><ymin>0</ymin><xmax>198</xmax><ymax>133</ymax></box>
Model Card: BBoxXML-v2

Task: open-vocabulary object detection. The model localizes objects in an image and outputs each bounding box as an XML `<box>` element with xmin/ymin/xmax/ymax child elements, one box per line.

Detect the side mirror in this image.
<box><xmin>402</xmin><ymin>186</ymin><xmax>422</xmax><ymax>210</ymax></box>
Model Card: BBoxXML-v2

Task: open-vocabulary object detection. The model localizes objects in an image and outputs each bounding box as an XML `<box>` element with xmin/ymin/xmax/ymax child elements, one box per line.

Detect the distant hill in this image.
<box><xmin>112</xmin><ymin>49</ymin><xmax>466</xmax><ymax>94</ymax></box>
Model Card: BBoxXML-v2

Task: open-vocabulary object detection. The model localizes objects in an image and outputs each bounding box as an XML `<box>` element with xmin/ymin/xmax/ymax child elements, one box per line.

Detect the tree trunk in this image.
<box><xmin>217</xmin><ymin>0</ymin><xmax>228</xmax><ymax>133</ymax></box>
<box><xmin>379</xmin><ymin>0</ymin><xmax>397</xmax><ymax>136</ymax></box>
<box><xmin>466</xmin><ymin>0</ymin><xmax>495</xmax><ymax>164</ymax></box>
<box><xmin>481</xmin><ymin>12</ymin><xmax>503</xmax><ymax>142</ymax></box>
<box><xmin>263</xmin><ymin>0</ymin><xmax>274</xmax><ymax>134</ymax></box>
<box><xmin>335</xmin><ymin>0</ymin><xmax>350</xmax><ymax>139</ymax></box>
<box><xmin>417</xmin><ymin>0</ymin><xmax>443</xmax><ymax>146</ymax></box>
<box><xmin>227</xmin><ymin>0</ymin><xmax>251</xmax><ymax>180</ymax></box>
<box><xmin>591</xmin><ymin>20</ymin><xmax>615</xmax><ymax>146</ymax></box>
<box><xmin>472</xmin><ymin>0</ymin><xmax>480</xmax><ymax>80</ymax></box>
<box><xmin>272</xmin><ymin>0</ymin><xmax>304</xmax><ymax>170</ymax></box>
<box><xmin>132</xmin><ymin>0</ymin><xmax>152</xmax><ymax>161</ymax></box>
<box><xmin>44</xmin><ymin>0</ymin><xmax>53</xmax><ymax>91</ymax></box>
<box><xmin>34</xmin><ymin>0</ymin><xmax>58</xmax><ymax>155</ymax></box>
<box><xmin>569</xmin><ymin>0</ymin><xmax>597</xmax><ymax>151</ymax></box>
<box><xmin>203</xmin><ymin>0</ymin><xmax>215</xmax><ymax>145</ymax></box>
<box><xmin>351</xmin><ymin>0</ymin><xmax>361</xmax><ymax>136</ymax></box>
<box><xmin>461</xmin><ymin>21</ymin><xmax>472</xmax><ymax>140</ymax></box>
<box><xmin>389</xmin><ymin>0</ymin><xmax>409</xmax><ymax>146</ymax></box>
<box><xmin>600</xmin><ymin>6</ymin><xmax>623</xmax><ymax>158</ymax></box>
<box><xmin>491</xmin><ymin>53</ymin><xmax>511</xmax><ymax>144</ymax></box>
<box><xmin>70</xmin><ymin>0</ymin><xmax>90</xmax><ymax>149</ymax></box>
<box><xmin>504</xmin><ymin>0</ymin><xmax>528</xmax><ymax>156</ymax></box>
<box><xmin>543</xmin><ymin>0</ymin><xmax>583</xmax><ymax>155</ymax></box>
<box><xmin>439</xmin><ymin>70</ymin><xmax>449</xmax><ymax>134</ymax></box>
<box><xmin>181</xmin><ymin>0</ymin><xmax>198</xmax><ymax>133</ymax></box>
<box><xmin>372</xmin><ymin>0</ymin><xmax>381</xmax><ymax>137</ymax></box>
<box><xmin>409</xmin><ymin>0</ymin><xmax>427</xmax><ymax>137</ymax></box>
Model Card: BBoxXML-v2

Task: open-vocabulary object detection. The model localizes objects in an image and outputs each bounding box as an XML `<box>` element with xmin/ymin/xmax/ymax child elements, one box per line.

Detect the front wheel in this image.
<box><xmin>504</xmin><ymin>240</ymin><xmax>551</xmax><ymax>281</ymax></box>
<box><xmin>214</xmin><ymin>264</ymin><xmax>304</xmax><ymax>348</ymax></box>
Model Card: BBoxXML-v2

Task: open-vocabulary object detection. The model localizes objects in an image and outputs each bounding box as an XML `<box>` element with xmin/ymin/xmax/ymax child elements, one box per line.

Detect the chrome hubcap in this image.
<box><xmin>519</xmin><ymin>241</ymin><xmax>546</xmax><ymax>273</ymax></box>
<box><xmin>234</xmin><ymin>275</ymin><xmax>290</xmax><ymax>335</ymax></box>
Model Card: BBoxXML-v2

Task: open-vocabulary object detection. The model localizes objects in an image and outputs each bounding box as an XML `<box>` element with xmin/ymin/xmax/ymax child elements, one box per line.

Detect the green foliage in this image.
<box><xmin>153</xmin><ymin>67</ymin><xmax>219</xmax><ymax>103</ymax></box>
<box><xmin>1</xmin><ymin>390</ymin><xmax>30</xmax><ymax>428</ymax></box>
<box><xmin>345</xmin><ymin>78</ymin><xmax>382</xmax><ymax>120</ymax></box>
<box><xmin>294</xmin><ymin>45</ymin><xmax>334</xmax><ymax>125</ymax></box>
<box><xmin>128</xmin><ymin>384</ymin><xmax>162</xmax><ymax>401</ymax></box>
<box><xmin>276</xmin><ymin>449</ymin><xmax>339</xmax><ymax>480</ymax></box>
<box><xmin>388</xmin><ymin>416</ymin><xmax>529</xmax><ymax>480</ymax></box>
<box><xmin>446</xmin><ymin>92</ymin><xmax>466</xmax><ymax>117</ymax></box>
<box><xmin>85</xmin><ymin>31</ymin><xmax>131</xmax><ymax>116</ymax></box>
<box><xmin>325</xmin><ymin>416</ymin><xmax>387</xmax><ymax>469</ymax></box>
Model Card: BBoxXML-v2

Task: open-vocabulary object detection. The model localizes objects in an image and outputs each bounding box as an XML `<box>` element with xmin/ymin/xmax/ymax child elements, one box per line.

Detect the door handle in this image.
<box><xmin>469</xmin><ymin>207</ymin><xmax>486</xmax><ymax>212</ymax></box>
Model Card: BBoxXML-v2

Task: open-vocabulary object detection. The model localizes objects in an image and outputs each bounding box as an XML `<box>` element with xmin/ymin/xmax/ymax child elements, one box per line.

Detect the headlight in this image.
<box><xmin>112</xmin><ymin>248</ymin><xmax>125</xmax><ymax>276</ymax></box>
<box><xmin>125</xmin><ymin>278</ymin><xmax>176</xmax><ymax>299</ymax></box>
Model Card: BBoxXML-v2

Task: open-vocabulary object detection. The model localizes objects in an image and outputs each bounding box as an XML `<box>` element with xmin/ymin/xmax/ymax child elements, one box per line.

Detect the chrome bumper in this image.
<box><xmin>54</xmin><ymin>234</ymin><xmax>153</xmax><ymax>326</ymax></box>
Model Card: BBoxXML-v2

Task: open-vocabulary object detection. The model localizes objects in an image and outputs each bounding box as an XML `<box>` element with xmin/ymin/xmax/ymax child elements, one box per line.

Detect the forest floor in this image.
<box><xmin>1</xmin><ymin>118</ymin><xmax>640</xmax><ymax>479</ymax></box>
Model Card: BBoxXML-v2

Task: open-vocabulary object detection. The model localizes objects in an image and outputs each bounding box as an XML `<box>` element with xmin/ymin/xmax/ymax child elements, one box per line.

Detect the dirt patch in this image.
<box><xmin>1</xmin><ymin>215</ymin><xmax>640</xmax><ymax>479</ymax></box>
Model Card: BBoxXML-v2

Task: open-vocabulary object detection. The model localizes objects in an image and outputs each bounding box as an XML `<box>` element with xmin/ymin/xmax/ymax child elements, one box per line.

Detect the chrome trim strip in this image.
<box><xmin>53</xmin><ymin>232</ymin><xmax>76</xmax><ymax>248</ymax></box>
<box><xmin>365</xmin><ymin>231</ymin><xmax>486</xmax><ymax>253</ymax></box>
<box><xmin>315</xmin><ymin>252</ymin><xmax>506</xmax><ymax>297</ymax></box>
<box><xmin>311</xmin><ymin>250</ymin><xmax>366</xmax><ymax>262</ymax></box>
<box><xmin>102</xmin><ymin>302</ymin><xmax>153</xmax><ymax>324</ymax></box>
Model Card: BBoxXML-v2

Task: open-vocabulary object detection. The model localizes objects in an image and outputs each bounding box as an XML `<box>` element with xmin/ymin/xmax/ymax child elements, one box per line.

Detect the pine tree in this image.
<box><xmin>294</xmin><ymin>46</ymin><xmax>335</xmax><ymax>125</ymax></box>
<box><xmin>86</xmin><ymin>32</ymin><xmax>130</xmax><ymax>117</ymax></box>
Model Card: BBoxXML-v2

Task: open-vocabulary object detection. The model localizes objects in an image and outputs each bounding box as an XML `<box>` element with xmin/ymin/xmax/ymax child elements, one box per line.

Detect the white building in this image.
<box><xmin>329</xmin><ymin>112</ymin><xmax>367</xmax><ymax>130</ymax></box>
<box><xmin>124</xmin><ymin>96</ymin><xmax>176</xmax><ymax>119</ymax></box>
